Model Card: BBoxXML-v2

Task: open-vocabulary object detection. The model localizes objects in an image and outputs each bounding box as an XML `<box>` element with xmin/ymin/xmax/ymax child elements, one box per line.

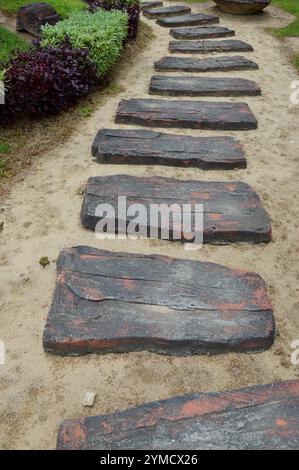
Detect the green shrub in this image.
<box><xmin>0</xmin><ymin>0</ymin><xmax>87</xmax><ymax>19</ymax></box>
<box><xmin>0</xmin><ymin>26</ymin><xmax>30</xmax><ymax>64</ymax></box>
<box><xmin>41</xmin><ymin>10</ymin><xmax>128</xmax><ymax>77</ymax></box>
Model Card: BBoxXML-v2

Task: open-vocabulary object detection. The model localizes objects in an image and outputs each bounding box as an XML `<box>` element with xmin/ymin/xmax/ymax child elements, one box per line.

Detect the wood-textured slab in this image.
<box><xmin>115</xmin><ymin>98</ymin><xmax>258</xmax><ymax>130</ymax></box>
<box><xmin>149</xmin><ymin>75</ymin><xmax>261</xmax><ymax>97</ymax></box>
<box><xmin>141</xmin><ymin>1</ymin><xmax>163</xmax><ymax>11</ymax></box>
<box><xmin>169</xmin><ymin>39</ymin><xmax>253</xmax><ymax>54</ymax></box>
<box><xmin>143</xmin><ymin>5</ymin><xmax>191</xmax><ymax>19</ymax></box>
<box><xmin>56</xmin><ymin>380</ymin><xmax>299</xmax><ymax>450</ymax></box>
<box><xmin>157</xmin><ymin>13</ymin><xmax>219</xmax><ymax>27</ymax></box>
<box><xmin>170</xmin><ymin>25</ymin><xmax>235</xmax><ymax>39</ymax></box>
<box><xmin>44</xmin><ymin>245</ymin><xmax>274</xmax><ymax>357</ymax></box>
<box><xmin>81</xmin><ymin>175</ymin><xmax>271</xmax><ymax>243</ymax></box>
<box><xmin>155</xmin><ymin>55</ymin><xmax>259</xmax><ymax>72</ymax></box>
<box><xmin>91</xmin><ymin>128</ymin><xmax>246</xmax><ymax>169</ymax></box>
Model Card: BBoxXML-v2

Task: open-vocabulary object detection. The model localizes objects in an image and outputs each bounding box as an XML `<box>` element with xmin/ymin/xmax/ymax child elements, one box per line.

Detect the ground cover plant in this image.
<box><xmin>40</xmin><ymin>10</ymin><xmax>128</xmax><ymax>77</ymax></box>
<box><xmin>0</xmin><ymin>0</ymin><xmax>86</xmax><ymax>19</ymax></box>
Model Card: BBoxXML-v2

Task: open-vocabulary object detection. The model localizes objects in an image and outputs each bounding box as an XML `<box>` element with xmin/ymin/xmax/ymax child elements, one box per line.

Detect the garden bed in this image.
<box><xmin>0</xmin><ymin>20</ymin><xmax>154</xmax><ymax>189</ymax></box>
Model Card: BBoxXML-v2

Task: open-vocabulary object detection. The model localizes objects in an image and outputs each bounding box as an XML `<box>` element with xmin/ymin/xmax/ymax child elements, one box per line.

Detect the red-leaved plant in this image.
<box><xmin>0</xmin><ymin>40</ymin><xmax>97</xmax><ymax>125</ymax></box>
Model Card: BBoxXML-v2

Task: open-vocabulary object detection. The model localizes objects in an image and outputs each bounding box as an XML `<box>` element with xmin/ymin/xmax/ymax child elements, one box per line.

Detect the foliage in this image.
<box><xmin>84</xmin><ymin>0</ymin><xmax>140</xmax><ymax>39</ymax></box>
<box><xmin>41</xmin><ymin>10</ymin><xmax>128</xmax><ymax>76</ymax></box>
<box><xmin>0</xmin><ymin>40</ymin><xmax>97</xmax><ymax>124</ymax></box>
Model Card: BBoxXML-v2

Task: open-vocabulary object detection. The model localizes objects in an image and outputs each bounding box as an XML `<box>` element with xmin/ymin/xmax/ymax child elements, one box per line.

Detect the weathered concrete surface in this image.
<box><xmin>43</xmin><ymin>245</ymin><xmax>275</xmax><ymax>357</ymax></box>
<box><xmin>169</xmin><ymin>39</ymin><xmax>254</xmax><ymax>54</ymax></box>
<box><xmin>56</xmin><ymin>380</ymin><xmax>299</xmax><ymax>450</ymax></box>
<box><xmin>170</xmin><ymin>25</ymin><xmax>235</xmax><ymax>39</ymax></box>
<box><xmin>141</xmin><ymin>1</ymin><xmax>163</xmax><ymax>11</ymax></box>
<box><xmin>155</xmin><ymin>55</ymin><xmax>259</xmax><ymax>72</ymax></box>
<box><xmin>157</xmin><ymin>13</ymin><xmax>219</xmax><ymax>27</ymax></box>
<box><xmin>115</xmin><ymin>98</ymin><xmax>258</xmax><ymax>130</ymax></box>
<box><xmin>143</xmin><ymin>5</ymin><xmax>191</xmax><ymax>19</ymax></box>
<box><xmin>149</xmin><ymin>75</ymin><xmax>261</xmax><ymax>97</ymax></box>
<box><xmin>91</xmin><ymin>128</ymin><xmax>247</xmax><ymax>169</ymax></box>
<box><xmin>81</xmin><ymin>174</ymin><xmax>271</xmax><ymax>243</ymax></box>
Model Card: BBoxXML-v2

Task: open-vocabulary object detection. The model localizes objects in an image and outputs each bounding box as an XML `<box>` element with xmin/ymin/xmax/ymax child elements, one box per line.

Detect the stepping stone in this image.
<box><xmin>141</xmin><ymin>1</ymin><xmax>163</xmax><ymax>11</ymax></box>
<box><xmin>143</xmin><ymin>5</ymin><xmax>191</xmax><ymax>19</ymax></box>
<box><xmin>149</xmin><ymin>75</ymin><xmax>261</xmax><ymax>97</ymax></box>
<box><xmin>57</xmin><ymin>380</ymin><xmax>299</xmax><ymax>449</ymax></box>
<box><xmin>155</xmin><ymin>55</ymin><xmax>259</xmax><ymax>72</ymax></box>
<box><xmin>91</xmin><ymin>129</ymin><xmax>247</xmax><ymax>170</ymax></box>
<box><xmin>81</xmin><ymin>175</ymin><xmax>271</xmax><ymax>243</ymax></box>
<box><xmin>44</xmin><ymin>245</ymin><xmax>275</xmax><ymax>357</ymax></box>
<box><xmin>170</xmin><ymin>25</ymin><xmax>235</xmax><ymax>40</ymax></box>
<box><xmin>169</xmin><ymin>39</ymin><xmax>254</xmax><ymax>54</ymax></box>
<box><xmin>115</xmin><ymin>99</ymin><xmax>258</xmax><ymax>130</ymax></box>
<box><xmin>157</xmin><ymin>13</ymin><xmax>219</xmax><ymax>27</ymax></box>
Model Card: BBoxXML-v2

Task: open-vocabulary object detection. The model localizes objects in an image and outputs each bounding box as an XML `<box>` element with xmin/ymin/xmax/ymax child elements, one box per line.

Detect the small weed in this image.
<box><xmin>39</xmin><ymin>256</ymin><xmax>50</xmax><ymax>268</ymax></box>
<box><xmin>79</xmin><ymin>105</ymin><xmax>92</xmax><ymax>118</ymax></box>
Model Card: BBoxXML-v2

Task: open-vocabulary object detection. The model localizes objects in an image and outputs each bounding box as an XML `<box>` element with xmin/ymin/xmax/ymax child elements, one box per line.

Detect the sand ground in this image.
<box><xmin>1</xmin><ymin>1</ymin><xmax>299</xmax><ymax>449</ymax></box>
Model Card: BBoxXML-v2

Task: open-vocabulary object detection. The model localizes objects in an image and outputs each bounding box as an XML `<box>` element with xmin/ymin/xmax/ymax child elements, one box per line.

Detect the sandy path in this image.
<box><xmin>1</xmin><ymin>1</ymin><xmax>299</xmax><ymax>449</ymax></box>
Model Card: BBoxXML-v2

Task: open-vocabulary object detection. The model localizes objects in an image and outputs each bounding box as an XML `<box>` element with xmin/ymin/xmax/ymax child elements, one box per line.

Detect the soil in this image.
<box><xmin>0</xmin><ymin>1</ymin><xmax>299</xmax><ymax>449</ymax></box>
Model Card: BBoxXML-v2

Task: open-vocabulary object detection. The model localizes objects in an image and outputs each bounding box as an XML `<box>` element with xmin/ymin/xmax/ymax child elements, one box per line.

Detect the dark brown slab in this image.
<box><xmin>16</xmin><ymin>2</ymin><xmax>60</xmax><ymax>36</ymax></box>
<box><xmin>143</xmin><ymin>5</ymin><xmax>191</xmax><ymax>19</ymax></box>
<box><xmin>149</xmin><ymin>75</ymin><xmax>261</xmax><ymax>97</ymax></box>
<box><xmin>91</xmin><ymin>128</ymin><xmax>246</xmax><ymax>169</ymax></box>
<box><xmin>170</xmin><ymin>25</ymin><xmax>235</xmax><ymax>39</ymax></box>
<box><xmin>43</xmin><ymin>245</ymin><xmax>274</xmax><ymax>357</ymax></box>
<box><xmin>56</xmin><ymin>380</ymin><xmax>299</xmax><ymax>450</ymax></box>
<box><xmin>81</xmin><ymin>175</ymin><xmax>271</xmax><ymax>243</ymax></box>
<box><xmin>115</xmin><ymin>98</ymin><xmax>258</xmax><ymax>130</ymax></box>
<box><xmin>169</xmin><ymin>39</ymin><xmax>253</xmax><ymax>54</ymax></box>
<box><xmin>213</xmin><ymin>0</ymin><xmax>271</xmax><ymax>15</ymax></box>
<box><xmin>157</xmin><ymin>13</ymin><xmax>219</xmax><ymax>27</ymax></box>
<box><xmin>141</xmin><ymin>1</ymin><xmax>163</xmax><ymax>11</ymax></box>
<box><xmin>155</xmin><ymin>55</ymin><xmax>259</xmax><ymax>72</ymax></box>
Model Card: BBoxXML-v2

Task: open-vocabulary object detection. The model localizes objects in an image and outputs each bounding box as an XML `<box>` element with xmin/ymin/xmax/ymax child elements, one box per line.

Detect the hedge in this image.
<box><xmin>41</xmin><ymin>10</ymin><xmax>128</xmax><ymax>77</ymax></box>
<box><xmin>0</xmin><ymin>0</ymin><xmax>87</xmax><ymax>19</ymax></box>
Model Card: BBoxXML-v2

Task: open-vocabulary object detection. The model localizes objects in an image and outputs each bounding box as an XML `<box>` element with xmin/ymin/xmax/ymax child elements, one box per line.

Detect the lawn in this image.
<box><xmin>0</xmin><ymin>0</ymin><xmax>86</xmax><ymax>19</ymax></box>
<box><xmin>0</xmin><ymin>26</ymin><xmax>29</xmax><ymax>64</ymax></box>
<box><xmin>272</xmin><ymin>1</ymin><xmax>299</xmax><ymax>37</ymax></box>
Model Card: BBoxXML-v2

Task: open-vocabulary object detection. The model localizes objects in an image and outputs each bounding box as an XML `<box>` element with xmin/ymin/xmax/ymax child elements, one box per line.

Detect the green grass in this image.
<box><xmin>271</xmin><ymin>1</ymin><xmax>299</xmax><ymax>71</ymax></box>
<box><xmin>0</xmin><ymin>26</ymin><xmax>29</xmax><ymax>64</ymax></box>
<box><xmin>78</xmin><ymin>104</ymin><xmax>92</xmax><ymax>118</ymax></box>
<box><xmin>272</xmin><ymin>1</ymin><xmax>299</xmax><ymax>37</ymax></box>
<box><xmin>0</xmin><ymin>143</ymin><xmax>11</xmax><ymax>153</ymax></box>
<box><xmin>0</xmin><ymin>0</ymin><xmax>86</xmax><ymax>19</ymax></box>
